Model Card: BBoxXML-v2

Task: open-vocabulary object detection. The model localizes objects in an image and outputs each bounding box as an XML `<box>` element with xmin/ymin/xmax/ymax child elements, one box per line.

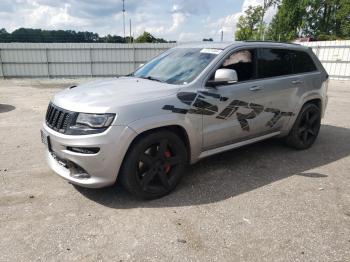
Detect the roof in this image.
<box><xmin>175</xmin><ymin>41</ymin><xmax>307</xmax><ymax>51</ymax></box>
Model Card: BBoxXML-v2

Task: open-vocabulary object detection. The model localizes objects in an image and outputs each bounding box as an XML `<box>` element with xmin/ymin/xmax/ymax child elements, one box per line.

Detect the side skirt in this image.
<box><xmin>198</xmin><ymin>131</ymin><xmax>281</xmax><ymax>159</ymax></box>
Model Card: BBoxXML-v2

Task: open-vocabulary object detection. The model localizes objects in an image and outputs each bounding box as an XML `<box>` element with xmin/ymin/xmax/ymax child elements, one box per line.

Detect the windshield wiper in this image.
<box><xmin>139</xmin><ymin>76</ymin><xmax>165</xmax><ymax>83</ymax></box>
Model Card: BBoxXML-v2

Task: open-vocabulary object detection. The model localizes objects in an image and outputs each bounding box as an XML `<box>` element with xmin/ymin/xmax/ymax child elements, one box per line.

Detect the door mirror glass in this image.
<box><xmin>207</xmin><ymin>69</ymin><xmax>238</xmax><ymax>87</ymax></box>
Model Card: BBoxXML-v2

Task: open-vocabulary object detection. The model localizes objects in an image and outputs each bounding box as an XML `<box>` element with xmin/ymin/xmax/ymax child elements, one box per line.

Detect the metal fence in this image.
<box><xmin>300</xmin><ymin>40</ymin><xmax>350</xmax><ymax>80</ymax></box>
<box><xmin>0</xmin><ymin>43</ymin><xmax>177</xmax><ymax>78</ymax></box>
<box><xmin>0</xmin><ymin>41</ymin><xmax>349</xmax><ymax>79</ymax></box>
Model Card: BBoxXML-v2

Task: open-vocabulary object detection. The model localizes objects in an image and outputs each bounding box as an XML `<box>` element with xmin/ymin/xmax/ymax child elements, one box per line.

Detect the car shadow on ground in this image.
<box><xmin>75</xmin><ymin>124</ymin><xmax>350</xmax><ymax>208</ymax></box>
<box><xmin>0</xmin><ymin>104</ymin><xmax>15</xmax><ymax>113</ymax></box>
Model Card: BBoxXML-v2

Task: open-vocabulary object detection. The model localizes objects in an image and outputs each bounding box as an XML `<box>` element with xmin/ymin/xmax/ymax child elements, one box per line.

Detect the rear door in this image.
<box><xmin>252</xmin><ymin>48</ymin><xmax>299</xmax><ymax>133</ymax></box>
<box><xmin>289</xmin><ymin>49</ymin><xmax>322</xmax><ymax>97</ymax></box>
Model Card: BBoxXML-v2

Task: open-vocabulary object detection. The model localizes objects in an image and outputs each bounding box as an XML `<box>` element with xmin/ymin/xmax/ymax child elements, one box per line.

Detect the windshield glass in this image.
<box><xmin>133</xmin><ymin>48</ymin><xmax>221</xmax><ymax>85</ymax></box>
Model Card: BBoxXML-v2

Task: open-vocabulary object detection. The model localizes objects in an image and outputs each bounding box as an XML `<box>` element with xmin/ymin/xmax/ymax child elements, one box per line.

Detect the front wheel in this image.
<box><xmin>285</xmin><ymin>103</ymin><xmax>321</xmax><ymax>150</ymax></box>
<box><xmin>119</xmin><ymin>130</ymin><xmax>188</xmax><ymax>199</ymax></box>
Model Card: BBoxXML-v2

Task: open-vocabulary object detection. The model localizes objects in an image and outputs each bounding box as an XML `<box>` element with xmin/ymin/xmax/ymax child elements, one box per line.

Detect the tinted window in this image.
<box><xmin>257</xmin><ymin>49</ymin><xmax>293</xmax><ymax>78</ymax></box>
<box><xmin>218</xmin><ymin>49</ymin><xmax>255</xmax><ymax>82</ymax></box>
<box><xmin>291</xmin><ymin>50</ymin><xmax>317</xmax><ymax>73</ymax></box>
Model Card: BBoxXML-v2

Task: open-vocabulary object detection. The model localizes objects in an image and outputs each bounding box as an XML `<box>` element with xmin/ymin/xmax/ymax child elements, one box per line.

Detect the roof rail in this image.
<box><xmin>244</xmin><ymin>40</ymin><xmax>300</xmax><ymax>46</ymax></box>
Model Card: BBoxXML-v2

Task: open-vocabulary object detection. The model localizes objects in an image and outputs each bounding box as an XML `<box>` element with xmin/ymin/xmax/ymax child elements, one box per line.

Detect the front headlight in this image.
<box><xmin>76</xmin><ymin>113</ymin><xmax>115</xmax><ymax>128</ymax></box>
<box><xmin>67</xmin><ymin>113</ymin><xmax>116</xmax><ymax>135</ymax></box>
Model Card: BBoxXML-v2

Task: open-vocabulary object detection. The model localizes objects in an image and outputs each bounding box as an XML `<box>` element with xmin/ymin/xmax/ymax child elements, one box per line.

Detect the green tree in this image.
<box><xmin>235</xmin><ymin>5</ymin><xmax>264</xmax><ymax>40</ymax></box>
<box><xmin>135</xmin><ymin>31</ymin><xmax>167</xmax><ymax>43</ymax></box>
<box><xmin>267</xmin><ymin>0</ymin><xmax>350</xmax><ymax>41</ymax></box>
<box><xmin>338</xmin><ymin>0</ymin><xmax>350</xmax><ymax>37</ymax></box>
<box><xmin>0</xmin><ymin>28</ymin><xmax>10</xmax><ymax>42</ymax></box>
<box><xmin>259</xmin><ymin>0</ymin><xmax>280</xmax><ymax>39</ymax></box>
<box><xmin>267</xmin><ymin>0</ymin><xmax>307</xmax><ymax>41</ymax></box>
<box><xmin>0</xmin><ymin>28</ymin><xmax>168</xmax><ymax>43</ymax></box>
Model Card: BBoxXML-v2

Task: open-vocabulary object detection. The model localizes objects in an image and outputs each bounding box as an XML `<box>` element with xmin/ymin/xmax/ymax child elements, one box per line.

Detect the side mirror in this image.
<box><xmin>206</xmin><ymin>69</ymin><xmax>238</xmax><ymax>87</ymax></box>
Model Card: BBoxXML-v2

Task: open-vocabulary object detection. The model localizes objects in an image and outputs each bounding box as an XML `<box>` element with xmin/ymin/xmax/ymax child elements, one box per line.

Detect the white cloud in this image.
<box><xmin>208</xmin><ymin>0</ymin><xmax>278</xmax><ymax>41</ymax></box>
<box><xmin>26</xmin><ymin>3</ymin><xmax>89</xmax><ymax>28</ymax></box>
<box><xmin>133</xmin><ymin>8</ymin><xmax>186</xmax><ymax>38</ymax></box>
<box><xmin>0</xmin><ymin>0</ymin><xmax>277</xmax><ymax>42</ymax></box>
<box><xmin>169</xmin><ymin>13</ymin><xmax>186</xmax><ymax>32</ymax></box>
<box><xmin>178</xmin><ymin>32</ymin><xmax>200</xmax><ymax>42</ymax></box>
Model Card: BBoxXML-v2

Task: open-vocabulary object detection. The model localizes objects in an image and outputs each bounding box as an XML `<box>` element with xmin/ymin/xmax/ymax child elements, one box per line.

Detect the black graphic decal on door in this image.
<box><xmin>162</xmin><ymin>91</ymin><xmax>294</xmax><ymax>131</ymax></box>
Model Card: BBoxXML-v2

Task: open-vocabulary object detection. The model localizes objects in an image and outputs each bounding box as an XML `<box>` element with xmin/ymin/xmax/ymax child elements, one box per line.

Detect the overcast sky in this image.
<box><xmin>0</xmin><ymin>0</ymin><xmax>277</xmax><ymax>41</ymax></box>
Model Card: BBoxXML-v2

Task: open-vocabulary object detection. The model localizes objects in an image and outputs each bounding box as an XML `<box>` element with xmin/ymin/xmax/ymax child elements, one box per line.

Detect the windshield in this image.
<box><xmin>132</xmin><ymin>48</ymin><xmax>221</xmax><ymax>85</ymax></box>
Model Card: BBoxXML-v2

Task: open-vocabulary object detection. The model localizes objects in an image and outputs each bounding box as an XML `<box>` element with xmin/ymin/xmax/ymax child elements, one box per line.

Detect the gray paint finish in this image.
<box><xmin>41</xmin><ymin>42</ymin><xmax>329</xmax><ymax>188</ymax></box>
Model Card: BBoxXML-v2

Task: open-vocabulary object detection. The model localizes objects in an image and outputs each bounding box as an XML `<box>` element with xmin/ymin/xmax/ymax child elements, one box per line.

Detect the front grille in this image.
<box><xmin>45</xmin><ymin>103</ymin><xmax>75</xmax><ymax>133</ymax></box>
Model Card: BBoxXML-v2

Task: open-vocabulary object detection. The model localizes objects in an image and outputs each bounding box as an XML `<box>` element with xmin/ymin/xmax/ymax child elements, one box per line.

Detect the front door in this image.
<box><xmin>202</xmin><ymin>48</ymin><xmax>295</xmax><ymax>150</ymax></box>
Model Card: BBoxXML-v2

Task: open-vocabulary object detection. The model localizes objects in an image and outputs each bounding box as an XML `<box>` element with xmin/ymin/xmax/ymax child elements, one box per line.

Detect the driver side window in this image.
<box><xmin>216</xmin><ymin>49</ymin><xmax>256</xmax><ymax>82</ymax></box>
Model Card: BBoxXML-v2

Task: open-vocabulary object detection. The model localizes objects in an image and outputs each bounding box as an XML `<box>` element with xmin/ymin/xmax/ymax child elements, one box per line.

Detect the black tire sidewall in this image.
<box><xmin>119</xmin><ymin>130</ymin><xmax>187</xmax><ymax>199</ymax></box>
<box><xmin>286</xmin><ymin>103</ymin><xmax>321</xmax><ymax>150</ymax></box>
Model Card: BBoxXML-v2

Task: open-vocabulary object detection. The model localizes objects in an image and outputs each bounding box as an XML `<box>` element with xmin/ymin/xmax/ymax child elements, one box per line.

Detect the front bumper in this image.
<box><xmin>42</xmin><ymin>123</ymin><xmax>137</xmax><ymax>188</ymax></box>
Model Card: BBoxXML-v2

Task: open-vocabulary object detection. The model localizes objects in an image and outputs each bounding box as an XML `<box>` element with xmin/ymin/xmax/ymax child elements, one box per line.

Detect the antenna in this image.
<box><xmin>122</xmin><ymin>0</ymin><xmax>126</xmax><ymax>40</ymax></box>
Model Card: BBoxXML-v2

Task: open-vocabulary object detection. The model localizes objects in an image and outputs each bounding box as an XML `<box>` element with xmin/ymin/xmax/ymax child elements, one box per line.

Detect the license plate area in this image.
<box><xmin>41</xmin><ymin>129</ymin><xmax>52</xmax><ymax>151</ymax></box>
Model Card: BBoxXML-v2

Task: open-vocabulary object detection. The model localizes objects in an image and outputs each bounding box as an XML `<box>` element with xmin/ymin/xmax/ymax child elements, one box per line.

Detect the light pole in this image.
<box><xmin>122</xmin><ymin>0</ymin><xmax>126</xmax><ymax>40</ymax></box>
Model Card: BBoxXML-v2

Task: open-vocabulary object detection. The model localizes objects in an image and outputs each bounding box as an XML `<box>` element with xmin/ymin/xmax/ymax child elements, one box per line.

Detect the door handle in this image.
<box><xmin>250</xmin><ymin>86</ymin><xmax>263</xmax><ymax>91</ymax></box>
<box><xmin>292</xmin><ymin>80</ymin><xmax>303</xmax><ymax>85</ymax></box>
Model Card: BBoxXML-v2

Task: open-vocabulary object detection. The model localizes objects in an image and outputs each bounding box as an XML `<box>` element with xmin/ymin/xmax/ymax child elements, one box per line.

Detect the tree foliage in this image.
<box><xmin>235</xmin><ymin>5</ymin><xmax>264</xmax><ymax>40</ymax></box>
<box><xmin>0</xmin><ymin>28</ymin><xmax>170</xmax><ymax>43</ymax></box>
<box><xmin>134</xmin><ymin>31</ymin><xmax>167</xmax><ymax>43</ymax></box>
<box><xmin>267</xmin><ymin>0</ymin><xmax>350</xmax><ymax>41</ymax></box>
<box><xmin>236</xmin><ymin>0</ymin><xmax>349</xmax><ymax>41</ymax></box>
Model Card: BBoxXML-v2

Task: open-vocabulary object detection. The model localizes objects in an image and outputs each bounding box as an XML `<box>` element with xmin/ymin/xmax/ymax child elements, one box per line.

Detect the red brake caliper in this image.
<box><xmin>164</xmin><ymin>150</ymin><xmax>172</xmax><ymax>173</ymax></box>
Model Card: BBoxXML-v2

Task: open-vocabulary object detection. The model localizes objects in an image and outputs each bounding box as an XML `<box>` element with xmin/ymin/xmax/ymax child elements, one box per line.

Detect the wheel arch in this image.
<box><xmin>304</xmin><ymin>98</ymin><xmax>322</xmax><ymax>110</ymax></box>
<box><xmin>129</xmin><ymin>125</ymin><xmax>191</xmax><ymax>163</ymax></box>
<box><xmin>126</xmin><ymin>115</ymin><xmax>202</xmax><ymax>164</ymax></box>
<box><xmin>284</xmin><ymin>94</ymin><xmax>323</xmax><ymax>135</ymax></box>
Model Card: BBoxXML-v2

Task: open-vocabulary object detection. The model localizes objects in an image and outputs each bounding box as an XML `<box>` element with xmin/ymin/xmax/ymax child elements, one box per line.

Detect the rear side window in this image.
<box><xmin>257</xmin><ymin>49</ymin><xmax>293</xmax><ymax>78</ymax></box>
<box><xmin>290</xmin><ymin>50</ymin><xmax>317</xmax><ymax>73</ymax></box>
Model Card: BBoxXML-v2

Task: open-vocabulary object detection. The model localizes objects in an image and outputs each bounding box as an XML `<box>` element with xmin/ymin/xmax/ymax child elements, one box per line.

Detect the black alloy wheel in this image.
<box><xmin>120</xmin><ymin>130</ymin><xmax>187</xmax><ymax>199</ymax></box>
<box><xmin>285</xmin><ymin>103</ymin><xmax>321</xmax><ymax>150</ymax></box>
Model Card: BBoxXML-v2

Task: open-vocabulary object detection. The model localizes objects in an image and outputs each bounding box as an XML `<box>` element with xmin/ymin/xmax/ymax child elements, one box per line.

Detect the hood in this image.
<box><xmin>52</xmin><ymin>77</ymin><xmax>180</xmax><ymax>113</ymax></box>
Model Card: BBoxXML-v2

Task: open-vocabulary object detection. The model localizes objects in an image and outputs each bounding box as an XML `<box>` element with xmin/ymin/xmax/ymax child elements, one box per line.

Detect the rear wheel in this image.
<box><xmin>119</xmin><ymin>130</ymin><xmax>187</xmax><ymax>199</ymax></box>
<box><xmin>285</xmin><ymin>103</ymin><xmax>321</xmax><ymax>150</ymax></box>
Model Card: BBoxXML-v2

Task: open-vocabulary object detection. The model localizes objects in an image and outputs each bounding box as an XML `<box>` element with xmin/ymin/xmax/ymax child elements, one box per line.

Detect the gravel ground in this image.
<box><xmin>0</xmin><ymin>78</ymin><xmax>349</xmax><ymax>262</ymax></box>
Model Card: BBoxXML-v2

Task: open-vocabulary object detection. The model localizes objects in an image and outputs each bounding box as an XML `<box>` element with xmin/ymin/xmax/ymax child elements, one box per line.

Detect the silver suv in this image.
<box><xmin>41</xmin><ymin>41</ymin><xmax>328</xmax><ymax>199</ymax></box>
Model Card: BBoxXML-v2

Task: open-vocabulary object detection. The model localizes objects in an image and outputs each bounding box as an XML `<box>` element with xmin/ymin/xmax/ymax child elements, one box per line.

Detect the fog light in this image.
<box><xmin>67</xmin><ymin>147</ymin><xmax>100</xmax><ymax>154</ymax></box>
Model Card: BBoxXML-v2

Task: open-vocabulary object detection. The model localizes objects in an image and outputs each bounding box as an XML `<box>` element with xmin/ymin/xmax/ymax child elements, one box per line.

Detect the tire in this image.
<box><xmin>285</xmin><ymin>103</ymin><xmax>321</xmax><ymax>150</ymax></box>
<box><xmin>119</xmin><ymin>130</ymin><xmax>188</xmax><ymax>199</ymax></box>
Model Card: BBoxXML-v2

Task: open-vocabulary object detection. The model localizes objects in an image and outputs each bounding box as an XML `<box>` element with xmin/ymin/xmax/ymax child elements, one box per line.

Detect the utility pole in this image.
<box><xmin>129</xmin><ymin>19</ymin><xmax>132</xmax><ymax>43</ymax></box>
<box><xmin>122</xmin><ymin>0</ymin><xmax>126</xmax><ymax>40</ymax></box>
<box><xmin>221</xmin><ymin>30</ymin><xmax>223</xmax><ymax>42</ymax></box>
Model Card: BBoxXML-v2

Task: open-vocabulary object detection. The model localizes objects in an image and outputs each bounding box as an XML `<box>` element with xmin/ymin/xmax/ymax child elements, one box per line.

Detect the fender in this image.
<box><xmin>284</xmin><ymin>90</ymin><xmax>324</xmax><ymax>134</ymax></box>
<box><xmin>127</xmin><ymin>113</ymin><xmax>202</xmax><ymax>164</ymax></box>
